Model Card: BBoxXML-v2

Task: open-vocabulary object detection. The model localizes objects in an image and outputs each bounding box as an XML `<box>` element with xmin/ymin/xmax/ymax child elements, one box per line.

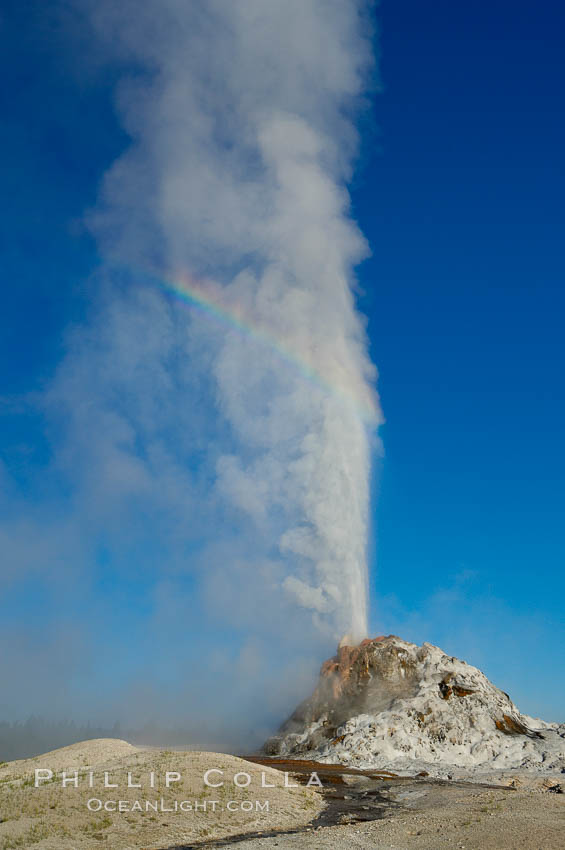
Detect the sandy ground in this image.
<box><xmin>1</xmin><ymin>741</ymin><xmax>563</xmax><ymax>849</ymax></box>
<box><xmin>0</xmin><ymin>740</ymin><xmax>323</xmax><ymax>850</ymax></box>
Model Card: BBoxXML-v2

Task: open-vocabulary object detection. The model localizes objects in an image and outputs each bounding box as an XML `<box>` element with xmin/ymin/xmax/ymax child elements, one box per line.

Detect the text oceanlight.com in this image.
<box><xmin>86</xmin><ymin>798</ymin><xmax>270</xmax><ymax>813</ymax></box>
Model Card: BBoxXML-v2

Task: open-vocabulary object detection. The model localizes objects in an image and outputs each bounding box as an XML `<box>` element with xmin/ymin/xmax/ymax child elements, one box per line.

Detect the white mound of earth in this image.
<box><xmin>265</xmin><ymin>636</ymin><xmax>565</xmax><ymax>779</ymax></box>
<box><xmin>0</xmin><ymin>739</ymin><xmax>323</xmax><ymax>849</ymax></box>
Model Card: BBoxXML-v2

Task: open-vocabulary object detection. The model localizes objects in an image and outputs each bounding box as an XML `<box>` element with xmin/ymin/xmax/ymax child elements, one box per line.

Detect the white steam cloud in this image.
<box><xmin>83</xmin><ymin>0</ymin><xmax>381</xmax><ymax>642</ymax></box>
<box><xmin>0</xmin><ymin>0</ymin><xmax>381</xmax><ymax>738</ymax></box>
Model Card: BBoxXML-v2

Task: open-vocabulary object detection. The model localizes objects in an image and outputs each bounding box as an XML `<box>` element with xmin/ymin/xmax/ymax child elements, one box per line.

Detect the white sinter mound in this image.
<box><xmin>265</xmin><ymin>636</ymin><xmax>565</xmax><ymax>779</ymax></box>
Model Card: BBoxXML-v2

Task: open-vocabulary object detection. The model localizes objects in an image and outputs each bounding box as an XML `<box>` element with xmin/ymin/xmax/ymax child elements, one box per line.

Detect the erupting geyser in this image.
<box><xmin>83</xmin><ymin>0</ymin><xmax>382</xmax><ymax>645</ymax></box>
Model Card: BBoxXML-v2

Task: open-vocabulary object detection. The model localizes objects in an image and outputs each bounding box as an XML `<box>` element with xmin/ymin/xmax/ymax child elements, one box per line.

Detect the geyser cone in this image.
<box><xmin>264</xmin><ymin>636</ymin><xmax>565</xmax><ymax>776</ymax></box>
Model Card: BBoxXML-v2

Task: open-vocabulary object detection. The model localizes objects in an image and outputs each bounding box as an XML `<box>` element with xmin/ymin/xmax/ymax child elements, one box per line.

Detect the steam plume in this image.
<box><xmin>83</xmin><ymin>0</ymin><xmax>381</xmax><ymax>643</ymax></box>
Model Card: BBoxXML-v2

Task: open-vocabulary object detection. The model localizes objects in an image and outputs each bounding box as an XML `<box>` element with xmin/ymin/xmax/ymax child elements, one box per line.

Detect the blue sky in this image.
<box><xmin>0</xmin><ymin>0</ymin><xmax>563</xmax><ymax>729</ymax></box>
<box><xmin>358</xmin><ymin>0</ymin><xmax>564</xmax><ymax>717</ymax></box>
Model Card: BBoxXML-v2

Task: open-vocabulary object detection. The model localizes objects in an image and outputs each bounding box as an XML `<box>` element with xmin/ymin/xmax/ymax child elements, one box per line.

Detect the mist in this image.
<box><xmin>0</xmin><ymin>0</ymin><xmax>381</xmax><ymax>755</ymax></box>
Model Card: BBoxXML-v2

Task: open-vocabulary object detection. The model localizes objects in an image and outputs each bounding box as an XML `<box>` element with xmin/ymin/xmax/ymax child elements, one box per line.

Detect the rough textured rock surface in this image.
<box><xmin>264</xmin><ymin>636</ymin><xmax>565</xmax><ymax>777</ymax></box>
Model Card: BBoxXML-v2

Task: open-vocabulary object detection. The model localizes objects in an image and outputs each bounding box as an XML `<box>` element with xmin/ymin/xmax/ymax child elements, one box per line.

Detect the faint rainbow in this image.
<box><xmin>152</xmin><ymin>269</ymin><xmax>378</xmax><ymax>424</ymax></box>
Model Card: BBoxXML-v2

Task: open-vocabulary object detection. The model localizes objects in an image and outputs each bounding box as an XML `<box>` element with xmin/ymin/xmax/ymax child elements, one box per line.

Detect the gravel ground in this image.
<box><xmin>211</xmin><ymin>781</ymin><xmax>565</xmax><ymax>850</ymax></box>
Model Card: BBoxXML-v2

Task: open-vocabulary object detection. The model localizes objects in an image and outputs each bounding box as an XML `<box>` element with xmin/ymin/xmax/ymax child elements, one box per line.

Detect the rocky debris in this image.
<box><xmin>494</xmin><ymin>714</ymin><xmax>544</xmax><ymax>738</ymax></box>
<box><xmin>264</xmin><ymin>636</ymin><xmax>565</xmax><ymax>777</ymax></box>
